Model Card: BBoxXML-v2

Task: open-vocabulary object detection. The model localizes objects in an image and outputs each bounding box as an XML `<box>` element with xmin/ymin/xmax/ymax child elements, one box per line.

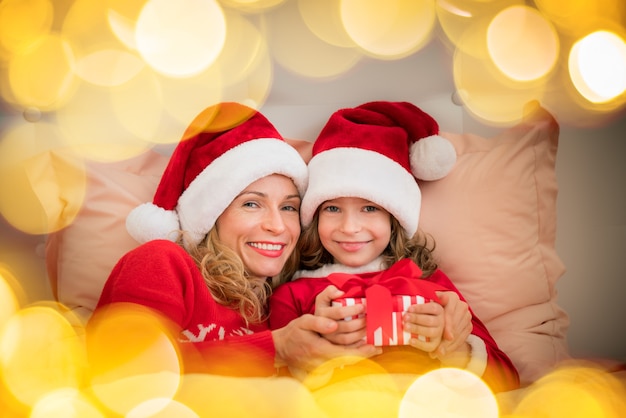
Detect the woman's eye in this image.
<box><xmin>243</xmin><ymin>201</ymin><xmax>260</xmax><ymax>208</ymax></box>
<box><xmin>282</xmin><ymin>204</ymin><xmax>299</xmax><ymax>212</ymax></box>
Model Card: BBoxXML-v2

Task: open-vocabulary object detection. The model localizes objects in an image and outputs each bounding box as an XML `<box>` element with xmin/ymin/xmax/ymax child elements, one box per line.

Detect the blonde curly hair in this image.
<box><xmin>187</xmin><ymin>228</ymin><xmax>300</xmax><ymax>324</ymax></box>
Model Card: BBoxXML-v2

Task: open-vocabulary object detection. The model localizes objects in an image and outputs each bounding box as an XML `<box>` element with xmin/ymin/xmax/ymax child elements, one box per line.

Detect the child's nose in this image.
<box><xmin>339</xmin><ymin>212</ymin><xmax>362</xmax><ymax>233</ymax></box>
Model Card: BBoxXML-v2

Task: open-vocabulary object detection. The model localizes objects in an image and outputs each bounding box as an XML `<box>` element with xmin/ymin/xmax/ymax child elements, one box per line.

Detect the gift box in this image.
<box><xmin>327</xmin><ymin>259</ymin><xmax>447</xmax><ymax>347</ymax></box>
<box><xmin>332</xmin><ymin>294</ymin><xmax>431</xmax><ymax>346</ymax></box>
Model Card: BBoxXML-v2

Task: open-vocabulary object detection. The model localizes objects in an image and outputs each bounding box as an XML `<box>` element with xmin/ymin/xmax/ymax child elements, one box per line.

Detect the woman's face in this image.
<box><xmin>216</xmin><ymin>174</ymin><xmax>301</xmax><ymax>280</ymax></box>
<box><xmin>318</xmin><ymin>196</ymin><xmax>391</xmax><ymax>267</ymax></box>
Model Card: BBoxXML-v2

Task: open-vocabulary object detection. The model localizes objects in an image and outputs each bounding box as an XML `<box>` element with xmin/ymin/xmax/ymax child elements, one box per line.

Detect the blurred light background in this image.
<box><xmin>0</xmin><ymin>1</ymin><xmax>625</xmax><ymax>415</ymax></box>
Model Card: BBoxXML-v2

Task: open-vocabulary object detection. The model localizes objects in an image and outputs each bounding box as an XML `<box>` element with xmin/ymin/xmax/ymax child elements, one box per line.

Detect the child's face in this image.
<box><xmin>318</xmin><ymin>196</ymin><xmax>391</xmax><ymax>267</ymax></box>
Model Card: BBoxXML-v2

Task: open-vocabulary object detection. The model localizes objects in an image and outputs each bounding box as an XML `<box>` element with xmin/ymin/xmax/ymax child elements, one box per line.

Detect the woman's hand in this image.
<box><xmin>432</xmin><ymin>291</ymin><xmax>472</xmax><ymax>359</ymax></box>
<box><xmin>272</xmin><ymin>313</ymin><xmax>380</xmax><ymax>372</ymax></box>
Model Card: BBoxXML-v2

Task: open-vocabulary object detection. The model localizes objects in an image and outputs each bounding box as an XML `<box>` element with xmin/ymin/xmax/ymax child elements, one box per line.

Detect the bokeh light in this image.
<box><xmin>6</xmin><ymin>33</ymin><xmax>77</xmax><ymax>111</ymax></box>
<box><xmin>220</xmin><ymin>0</ymin><xmax>287</xmax><ymax>14</ymax></box>
<box><xmin>218</xmin><ymin>44</ymin><xmax>274</xmax><ymax>111</ymax></box>
<box><xmin>55</xmin><ymin>81</ymin><xmax>155</xmax><ymax>161</ymax></box>
<box><xmin>436</xmin><ymin>0</ymin><xmax>524</xmax><ymax>59</ymax></box>
<box><xmin>0</xmin><ymin>267</ymin><xmax>22</xmax><ymax>329</ymax></box>
<box><xmin>534</xmin><ymin>0</ymin><xmax>625</xmax><ymax>38</ymax></box>
<box><xmin>180</xmin><ymin>101</ymin><xmax>258</xmax><ymax>142</ymax></box>
<box><xmin>298</xmin><ymin>0</ymin><xmax>356</xmax><ymax>48</ymax></box>
<box><xmin>399</xmin><ymin>368</ymin><xmax>498</xmax><ymax>418</ymax></box>
<box><xmin>216</xmin><ymin>10</ymin><xmax>268</xmax><ymax>87</ymax></box>
<box><xmin>487</xmin><ymin>5</ymin><xmax>559</xmax><ymax>82</ymax></box>
<box><xmin>109</xmin><ymin>66</ymin><xmax>167</xmax><ymax>143</ymax></box>
<box><xmin>75</xmin><ymin>48</ymin><xmax>145</xmax><ymax>87</ymax></box>
<box><xmin>135</xmin><ymin>0</ymin><xmax>227</xmax><ymax>78</ymax></box>
<box><xmin>86</xmin><ymin>303</ymin><xmax>182</xmax><ymax>416</ymax></box>
<box><xmin>62</xmin><ymin>0</ymin><xmax>143</xmax><ymax>90</ymax></box>
<box><xmin>340</xmin><ymin>0</ymin><xmax>436</xmax><ymax>59</ymax></box>
<box><xmin>127</xmin><ymin>398</ymin><xmax>200</xmax><ymax>418</ymax></box>
<box><xmin>0</xmin><ymin>259</ymin><xmax>43</xmax><ymax>313</ymax></box>
<box><xmin>0</xmin><ymin>0</ymin><xmax>54</xmax><ymax>55</ymax></box>
<box><xmin>63</xmin><ymin>0</ymin><xmax>123</xmax><ymax>57</ymax></box>
<box><xmin>569</xmin><ymin>30</ymin><xmax>626</xmax><ymax>104</ymax></box>
<box><xmin>30</xmin><ymin>388</ymin><xmax>105</xmax><ymax>418</ymax></box>
<box><xmin>106</xmin><ymin>0</ymin><xmax>148</xmax><ymax>50</ymax></box>
<box><xmin>513</xmin><ymin>362</ymin><xmax>626</xmax><ymax>417</ymax></box>
<box><xmin>311</xmin><ymin>369</ymin><xmax>404</xmax><ymax>417</ymax></box>
<box><xmin>0</xmin><ymin>305</ymin><xmax>86</xmax><ymax>408</ymax></box>
<box><xmin>265</xmin><ymin>0</ymin><xmax>361</xmax><ymax>78</ymax></box>
<box><xmin>453</xmin><ymin>44</ymin><xmax>546</xmax><ymax>126</ymax></box>
<box><xmin>0</xmin><ymin>120</ymin><xmax>86</xmax><ymax>235</ymax></box>
<box><xmin>174</xmin><ymin>372</ymin><xmax>327</xmax><ymax>417</ymax></box>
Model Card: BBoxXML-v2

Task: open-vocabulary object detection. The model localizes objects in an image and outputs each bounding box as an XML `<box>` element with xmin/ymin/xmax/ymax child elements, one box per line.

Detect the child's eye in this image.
<box><xmin>364</xmin><ymin>205</ymin><xmax>378</xmax><ymax>212</ymax></box>
<box><xmin>323</xmin><ymin>205</ymin><xmax>339</xmax><ymax>213</ymax></box>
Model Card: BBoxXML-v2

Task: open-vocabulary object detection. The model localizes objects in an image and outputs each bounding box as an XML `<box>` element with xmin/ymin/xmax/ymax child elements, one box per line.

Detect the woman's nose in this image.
<box><xmin>261</xmin><ymin>208</ymin><xmax>286</xmax><ymax>233</ymax></box>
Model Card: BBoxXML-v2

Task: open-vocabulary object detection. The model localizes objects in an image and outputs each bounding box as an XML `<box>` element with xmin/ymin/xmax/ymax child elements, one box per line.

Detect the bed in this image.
<box><xmin>3</xmin><ymin>103</ymin><xmax>622</xmax><ymax>417</ymax></box>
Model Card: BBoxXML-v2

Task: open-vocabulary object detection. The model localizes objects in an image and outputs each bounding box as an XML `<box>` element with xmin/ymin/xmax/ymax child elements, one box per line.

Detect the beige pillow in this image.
<box><xmin>419</xmin><ymin>105</ymin><xmax>570</xmax><ymax>385</ymax></box>
<box><xmin>45</xmin><ymin>151</ymin><xmax>167</xmax><ymax>322</ymax></box>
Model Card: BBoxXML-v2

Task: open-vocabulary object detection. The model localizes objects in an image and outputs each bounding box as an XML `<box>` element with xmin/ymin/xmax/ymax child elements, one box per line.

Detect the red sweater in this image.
<box><xmin>269</xmin><ymin>259</ymin><xmax>520</xmax><ymax>392</ymax></box>
<box><xmin>89</xmin><ymin>240</ymin><xmax>276</xmax><ymax>376</ymax></box>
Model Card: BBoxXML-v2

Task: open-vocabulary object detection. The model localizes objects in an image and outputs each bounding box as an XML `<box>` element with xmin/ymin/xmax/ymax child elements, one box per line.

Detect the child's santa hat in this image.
<box><xmin>301</xmin><ymin>101</ymin><xmax>456</xmax><ymax>237</ymax></box>
<box><xmin>126</xmin><ymin>102</ymin><xmax>308</xmax><ymax>249</ymax></box>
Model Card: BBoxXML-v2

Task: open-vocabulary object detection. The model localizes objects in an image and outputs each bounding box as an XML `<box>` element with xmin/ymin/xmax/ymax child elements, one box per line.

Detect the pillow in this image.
<box><xmin>418</xmin><ymin>104</ymin><xmax>570</xmax><ymax>385</ymax></box>
<box><xmin>45</xmin><ymin>151</ymin><xmax>168</xmax><ymax>323</ymax></box>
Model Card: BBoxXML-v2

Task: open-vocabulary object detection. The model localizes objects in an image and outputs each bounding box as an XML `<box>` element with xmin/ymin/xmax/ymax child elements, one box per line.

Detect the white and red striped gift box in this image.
<box><xmin>332</xmin><ymin>295</ymin><xmax>429</xmax><ymax>346</ymax></box>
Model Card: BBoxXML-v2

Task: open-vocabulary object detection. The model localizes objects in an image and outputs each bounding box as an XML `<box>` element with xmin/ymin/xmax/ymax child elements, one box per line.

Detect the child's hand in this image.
<box><xmin>313</xmin><ymin>285</ymin><xmax>368</xmax><ymax>346</ymax></box>
<box><xmin>402</xmin><ymin>301</ymin><xmax>445</xmax><ymax>353</ymax></box>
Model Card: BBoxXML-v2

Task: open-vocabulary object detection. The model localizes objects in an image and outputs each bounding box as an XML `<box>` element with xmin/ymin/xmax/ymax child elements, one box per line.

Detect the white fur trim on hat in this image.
<box><xmin>410</xmin><ymin>135</ymin><xmax>457</xmax><ymax>181</ymax></box>
<box><xmin>178</xmin><ymin>138</ymin><xmax>308</xmax><ymax>248</ymax></box>
<box><xmin>301</xmin><ymin>147</ymin><xmax>420</xmax><ymax>236</ymax></box>
<box><xmin>126</xmin><ymin>202</ymin><xmax>181</xmax><ymax>243</ymax></box>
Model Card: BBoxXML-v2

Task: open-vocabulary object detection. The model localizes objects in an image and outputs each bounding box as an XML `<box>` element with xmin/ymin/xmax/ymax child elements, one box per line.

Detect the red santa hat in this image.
<box><xmin>300</xmin><ymin>101</ymin><xmax>456</xmax><ymax>237</ymax></box>
<box><xmin>126</xmin><ymin>102</ymin><xmax>308</xmax><ymax>248</ymax></box>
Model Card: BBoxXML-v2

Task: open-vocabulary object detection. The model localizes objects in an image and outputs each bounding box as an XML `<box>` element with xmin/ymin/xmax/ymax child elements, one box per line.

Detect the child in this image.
<box><xmin>269</xmin><ymin>101</ymin><xmax>520</xmax><ymax>393</ymax></box>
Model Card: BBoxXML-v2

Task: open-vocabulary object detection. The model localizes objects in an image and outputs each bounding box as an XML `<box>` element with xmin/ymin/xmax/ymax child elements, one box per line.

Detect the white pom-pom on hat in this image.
<box><xmin>126</xmin><ymin>202</ymin><xmax>181</xmax><ymax>243</ymax></box>
<box><xmin>410</xmin><ymin>134</ymin><xmax>457</xmax><ymax>181</ymax></box>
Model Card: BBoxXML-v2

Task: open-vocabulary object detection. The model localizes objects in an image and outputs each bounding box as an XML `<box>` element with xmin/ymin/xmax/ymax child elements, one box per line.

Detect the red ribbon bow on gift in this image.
<box><xmin>327</xmin><ymin>259</ymin><xmax>447</xmax><ymax>345</ymax></box>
